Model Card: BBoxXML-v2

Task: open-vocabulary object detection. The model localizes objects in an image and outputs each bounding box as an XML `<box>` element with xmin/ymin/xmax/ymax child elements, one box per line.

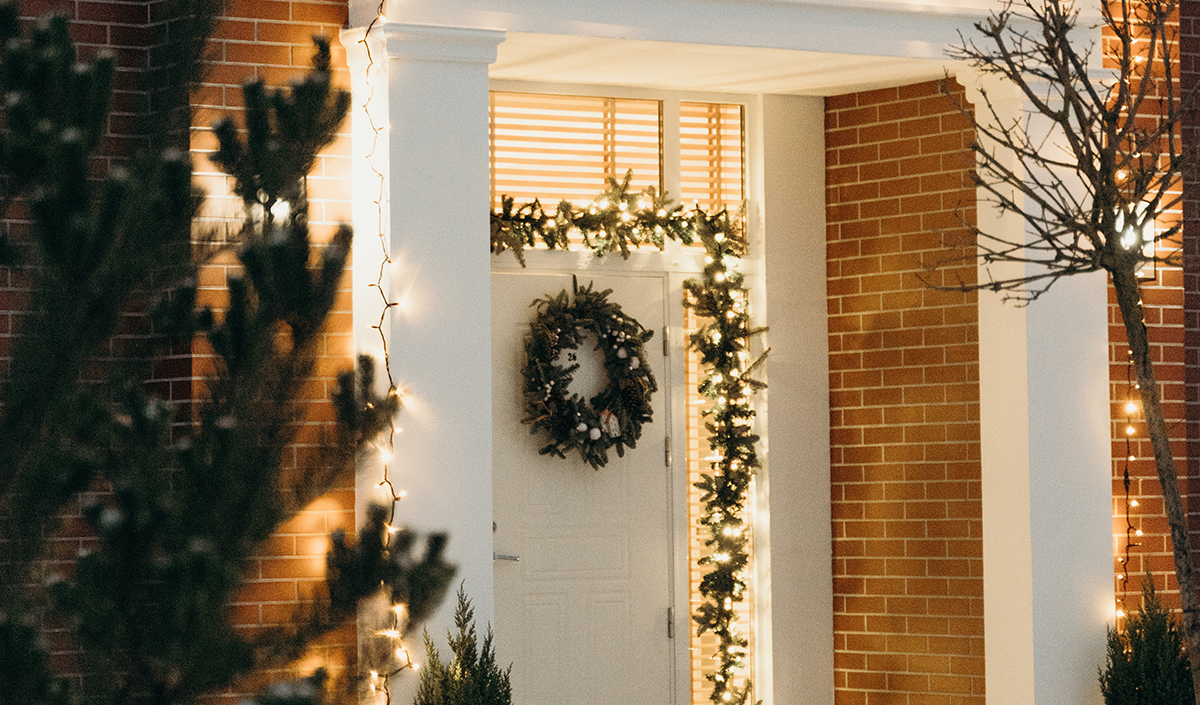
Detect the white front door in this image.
<box><xmin>491</xmin><ymin>270</ymin><xmax>675</xmax><ymax>705</ymax></box>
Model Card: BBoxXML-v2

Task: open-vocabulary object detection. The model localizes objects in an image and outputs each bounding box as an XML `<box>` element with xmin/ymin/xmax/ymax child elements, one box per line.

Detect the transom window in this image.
<box><xmin>489</xmin><ymin>91</ymin><xmax>744</xmax><ymax>221</ymax></box>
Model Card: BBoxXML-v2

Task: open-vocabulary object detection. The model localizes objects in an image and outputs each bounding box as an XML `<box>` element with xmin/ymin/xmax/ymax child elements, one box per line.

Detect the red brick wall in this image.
<box><xmin>826</xmin><ymin>79</ymin><xmax>985</xmax><ymax>705</ymax></box>
<box><xmin>1104</xmin><ymin>2</ymin><xmax>1192</xmax><ymax>619</ymax></box>
<box><xmin>189</xmin><ymin>1</ymin><xmax>355</xmax><ymax>699</ymax></box>
<box><xmin>0</xmin><ymin>0</ymin><xmax>357</xmax><ymax>699</ymax></box>
<box><xmin>1182</xmin><ymin>1</ymin><xmax>1200</xmax><ymax>603</ymax></box>
<box><xmin>1</xmin><ymin>0</ymin><xmax>160</xmax><ymax>384</ymax></box>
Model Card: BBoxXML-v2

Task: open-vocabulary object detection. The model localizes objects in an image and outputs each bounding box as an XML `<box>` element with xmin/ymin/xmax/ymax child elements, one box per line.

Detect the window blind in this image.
<box><xmin>489</xmin><ymin>91</ymin><xmax>662</xmax><ymax>209</ymax></box>
<box><xmin>679</xmin><ymin>102</ymin><xmax>744</xmax><ymax>212</ymax></box>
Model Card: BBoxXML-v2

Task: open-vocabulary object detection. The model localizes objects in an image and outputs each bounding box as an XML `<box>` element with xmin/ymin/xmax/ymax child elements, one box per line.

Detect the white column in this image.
<box><xmin>759</xmin><ymin>93</ymin><xmax>834</xmax><ymax>705</ymax></box>
<box><xmin>342</xmin><ymin>18</ymin><xmax>505</xmax><ymax>687</ymax></box>
<box><xmin>963</xmin><ymin>70</ymin><xmax>1112</xmax><ymax>705</ymax></box>
<box><xmin>382</xmin><ymin>18</ymin><xmax>505</xmax><ymax>630</ymax></box>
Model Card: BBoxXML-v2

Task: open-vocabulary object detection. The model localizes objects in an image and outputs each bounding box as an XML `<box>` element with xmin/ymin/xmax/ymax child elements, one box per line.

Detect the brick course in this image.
<box><xmin>827</xmin><ymin>78</ymin><xmax>985</xmax><ymax>705</ymax></box>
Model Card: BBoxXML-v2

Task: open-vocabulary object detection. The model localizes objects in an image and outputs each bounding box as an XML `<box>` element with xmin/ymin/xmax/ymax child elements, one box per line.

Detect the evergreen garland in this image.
<box><xmin>496</xmin><ymin>168</ymin><xmax>765</xmax><ymax>703</ymax></box>
<box><xmin>522</xmin><ymin>281</ymin><xmax>657</xmax><ymax>469</ymax></box>
<box><xmin>491</xmin><ymin>171</ymin><xmax>695</xmax><ymax>265</ymax></box>
<box><xmin>683</xmin><ymin>208</ymin><xmax>767</xmax><ymax>705</ymax></box>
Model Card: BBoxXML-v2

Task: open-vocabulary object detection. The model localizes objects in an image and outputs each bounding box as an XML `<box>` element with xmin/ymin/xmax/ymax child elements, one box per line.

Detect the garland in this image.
<box><xmin>522</xmin><ymin>280</ymin><xmax>657</xmax><ymax>469</ymax></box>
<box><xmin>497</xmin><ymin>171</ymin><xmax>765</xmax><ymax>703</ymax></box>
<box><xmin>491</xmin><ymin>171</ymin><xmax>696</xmax><ymax>265</ymax></box>
<box><xmin>683</xmin><ymin>210</ymin><xmax>767</xmax><ymax>705</ymax></box>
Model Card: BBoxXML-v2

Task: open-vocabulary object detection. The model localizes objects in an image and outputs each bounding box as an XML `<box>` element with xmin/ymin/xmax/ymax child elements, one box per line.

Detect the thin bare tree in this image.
<box><xmin>940</xmin><ymin>0</ymin><xmax>1200</xmax><ymax>699</ymax></box>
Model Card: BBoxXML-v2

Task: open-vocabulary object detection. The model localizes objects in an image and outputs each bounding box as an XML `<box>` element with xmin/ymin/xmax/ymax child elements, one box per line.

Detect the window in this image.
<box><xmin>679</xmin><ymin>101</ymin><xmax>744</xmax><ymax>211</ymax></box>
<box><xmin>489</xmin><ymin>92</ymin><xmax>661</xmax><ymax>208</ymax></box>
<box><xmin>489</xmin><ymin>90</ymin><xmax>744</xmax><ymax>220</ymax></box>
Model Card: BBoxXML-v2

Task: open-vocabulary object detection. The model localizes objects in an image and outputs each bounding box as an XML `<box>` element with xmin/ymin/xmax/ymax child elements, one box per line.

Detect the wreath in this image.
<box><xmin>521</xmin><ymin>281</ymin><xmax>657</xmax><ymax>469</ymax></box>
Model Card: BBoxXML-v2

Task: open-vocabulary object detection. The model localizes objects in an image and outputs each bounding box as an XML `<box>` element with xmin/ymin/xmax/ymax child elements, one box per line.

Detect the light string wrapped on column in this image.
<box><xmin>682</xmin><ymin>209</ymin><xmax>767</xmax><ymax>705</ymax></box>
<box><xmin>355</xmin><ymin>5</ymin><xmax>417</xmax><ymax>703</ymax></box>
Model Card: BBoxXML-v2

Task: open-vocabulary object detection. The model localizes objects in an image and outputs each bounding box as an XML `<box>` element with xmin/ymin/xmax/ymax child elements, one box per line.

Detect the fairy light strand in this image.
<box><xmin>1116</xmin><ymin>349</ymin><xmax>1143</xmax><ymax>624</ymax></box>
<box><xmin>355</xmin><ymin>4</ymin><xmax>415</xmax><ymax>701</ymax></box>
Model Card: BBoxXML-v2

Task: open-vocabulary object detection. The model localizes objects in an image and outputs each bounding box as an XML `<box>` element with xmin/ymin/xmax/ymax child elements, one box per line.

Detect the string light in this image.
<box><xmin>356</xmin><ymin>5</ymin><xmax>417</xmax><ymax>702</ymax></box>
<box><xmin>1116</xmin><ymin>349</ymin><xmax>1142</xmax><ymax>627</ymax></box>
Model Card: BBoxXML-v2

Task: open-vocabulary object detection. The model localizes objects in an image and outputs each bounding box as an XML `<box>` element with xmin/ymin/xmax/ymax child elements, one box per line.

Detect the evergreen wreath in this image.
<box><xmin>521</xmin><ymin>280</ymin><xmax>656</xmax><ymax>469</ymax></box>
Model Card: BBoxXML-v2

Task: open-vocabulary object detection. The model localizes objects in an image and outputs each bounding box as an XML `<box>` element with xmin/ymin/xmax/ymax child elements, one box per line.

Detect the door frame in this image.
<box><xmin>492</xmin><ymin>246</ymin><xmax>715</xmax><ymax>704</ymax></box>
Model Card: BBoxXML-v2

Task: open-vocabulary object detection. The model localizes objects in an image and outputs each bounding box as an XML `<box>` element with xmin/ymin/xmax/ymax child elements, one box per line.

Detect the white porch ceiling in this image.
<box><xmin>491</xmin><ymin>32</ymin><xmax>956</xmax><ymax>96</ymax></box>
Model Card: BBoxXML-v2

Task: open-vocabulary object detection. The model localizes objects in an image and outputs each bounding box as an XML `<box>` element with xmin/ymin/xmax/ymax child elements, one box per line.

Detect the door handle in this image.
<box><xmin>493</xmin><ymin>552</ymin><xmax>520</xmax><ymax>562</ymax></box>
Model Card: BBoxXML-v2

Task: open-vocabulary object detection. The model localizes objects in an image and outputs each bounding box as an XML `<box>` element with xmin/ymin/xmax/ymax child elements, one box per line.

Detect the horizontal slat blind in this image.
<box><xmin>490</xmin><ymin>91</ymin><xmax>662</xmax><ymax>209</ymax></box>
<box><xmin>679</xmin><ymin>102</ymin><xmax>744</xmax><ymax>212</ymax></box>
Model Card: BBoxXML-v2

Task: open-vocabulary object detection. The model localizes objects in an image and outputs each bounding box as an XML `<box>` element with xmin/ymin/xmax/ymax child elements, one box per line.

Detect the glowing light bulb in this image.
<box><xmin>1131</xmin><ymin>500</ymin><xmax>1139</xmax><ymax>507</ymax></box>
<box><xmin>1126</xmin><ymin>425</ymin><xmax>1136</xmax><ymax>435</ymax></box>
<box><xmin>1125</xmin><ymin>401</ymin><xmax>1138</xmax><ymax>414</ymax></box>
<box><xmin>1135</xmin><ymin>529</ymin><xmax>1143</xmax><ymax>536</ymax></box>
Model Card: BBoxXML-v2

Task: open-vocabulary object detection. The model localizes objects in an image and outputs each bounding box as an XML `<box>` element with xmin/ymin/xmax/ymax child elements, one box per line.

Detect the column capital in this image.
<box><xmin>343</xmin><ymin>21</ymin><xmax>505</xmax><ymax>67</ymax></box>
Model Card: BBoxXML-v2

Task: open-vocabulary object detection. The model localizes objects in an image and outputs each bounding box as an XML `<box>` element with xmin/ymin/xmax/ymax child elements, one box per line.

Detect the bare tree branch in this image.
<box><xmin>939</xmin><ymin>2</ymin><xmax>1200</xmax><ymax>700</ymax></box>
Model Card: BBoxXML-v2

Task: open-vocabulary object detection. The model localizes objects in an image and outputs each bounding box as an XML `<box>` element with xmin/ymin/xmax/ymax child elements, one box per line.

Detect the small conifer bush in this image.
<box><xmin>1100</xmin><ymin>578</ymin><xmax>1193</xmax><ymax>704</ymax></box>
<box><xmin>414</xmin><ymin>586</ymin><xmax>511</xmax><ymax>705</ymax></box>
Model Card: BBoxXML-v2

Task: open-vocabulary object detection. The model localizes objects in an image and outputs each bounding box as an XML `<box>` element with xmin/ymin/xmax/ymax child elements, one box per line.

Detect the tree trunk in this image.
<box><xmin>1111</xmin><ymin>265</ymin><xmax>1200</xmax><ymax>703</ymax></box>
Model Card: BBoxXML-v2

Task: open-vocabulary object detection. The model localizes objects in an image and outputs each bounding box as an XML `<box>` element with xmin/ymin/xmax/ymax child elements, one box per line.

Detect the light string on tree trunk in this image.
<box><xmin>681</xmin><ymin>209</ymin><xmax>767</xmax><ymax>705</ymax></box>
<box><xmin>355</xmin><ymin>5</ymin><xmax>417</xmax><ymax>702</ymax></box>
<box><xmin>1116</xmin><ymin>348</ymin><xmax>1143</xmax><ymax>624</ymax></box>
